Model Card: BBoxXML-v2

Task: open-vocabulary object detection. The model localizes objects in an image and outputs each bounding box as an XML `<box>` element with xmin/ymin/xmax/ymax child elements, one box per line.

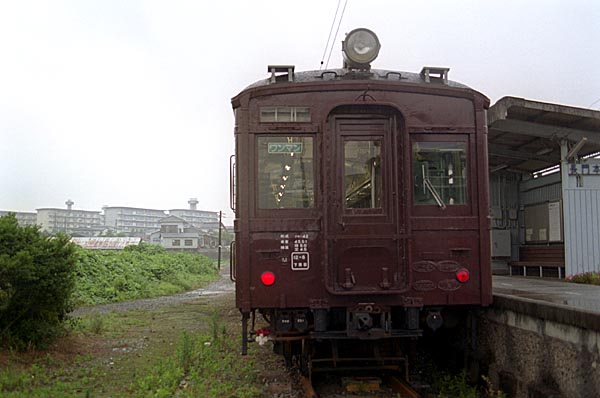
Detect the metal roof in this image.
<box><xmin>488</xmin><ymin>96</ymin><xmax>600</xmax><ymax>173</ymax></box>
<box><xmin>243</xmin><ymin>68</ymin><xmax>472</xmax><ymax>91</ymax></box>
<box><xmin>71</xmin><ymin>237</ymin><xmax>141</xmax><ymax>250</ymax></box>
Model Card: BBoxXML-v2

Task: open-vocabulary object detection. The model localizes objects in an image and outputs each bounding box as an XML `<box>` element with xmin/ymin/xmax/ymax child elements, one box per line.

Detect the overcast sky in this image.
<box><xmin>1</xmin><ymin>0</ymin><xmax>599</xmax><ymax>219</ymax></box>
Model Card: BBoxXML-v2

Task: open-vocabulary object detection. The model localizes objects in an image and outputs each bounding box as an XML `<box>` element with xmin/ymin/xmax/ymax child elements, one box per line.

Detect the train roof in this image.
<box><xmin>242</xmin><ymin>67</ymin><xmax>473</xmax><ymax>92</ymax></box>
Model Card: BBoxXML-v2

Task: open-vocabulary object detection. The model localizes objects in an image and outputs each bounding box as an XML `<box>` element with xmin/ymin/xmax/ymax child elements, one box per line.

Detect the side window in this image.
<box><xmin>344</xmin><ymin>139</ymin><xmax>382</xmax><ymax>209</ymax></box>
<box><xmin>257</xmin><ymin>136</ymin><xmax>314</xmax><ymax>209</ymax></box>
<box><xmin>413</xmin><ymin>141</ymin><xmax>467</xmax><ymax>206</ymax></box>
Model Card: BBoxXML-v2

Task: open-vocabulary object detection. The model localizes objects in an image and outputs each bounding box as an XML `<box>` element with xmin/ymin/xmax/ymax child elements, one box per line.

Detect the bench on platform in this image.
<box><xmin>509</xmin><ymin>245</ymin><xmax>565</xmax><ymax>279</ymax></box>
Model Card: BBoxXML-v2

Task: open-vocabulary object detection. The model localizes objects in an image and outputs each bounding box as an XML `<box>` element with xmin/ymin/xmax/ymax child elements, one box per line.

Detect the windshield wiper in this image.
<box><xmin>422</xmin><ymin>164</ymin><xmax>446</xmax><ymax>209</ymax></box>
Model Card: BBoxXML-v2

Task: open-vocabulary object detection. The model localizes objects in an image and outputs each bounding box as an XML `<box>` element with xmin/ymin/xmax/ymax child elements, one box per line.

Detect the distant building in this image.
<box><xmin>150</xmin><ymin>215</ymin><xmax>217</xmax><ymax>252</ymax></box>
<box><xmin>103</xmin><ymin>206</ymin><xmax>166</xmax><ymax>238</ymax></box>
<box><xmin>0</xmin><ymin>210</ymin><xmax>38</xmax><ymax>227</ymax></box>
<box><xmin>1</xmin><ymin>199</ymin><xmax>221</xmax><ymax>239</ymax></box>
<box><xmin>37</xmin><ymin>200</ymin><xmax>103</xmax><ymax>236</ymax></box>
<box><xmin>168</xmin><ymin>198</ymin><xmax>219</xmax><ymax>229</ymax></box>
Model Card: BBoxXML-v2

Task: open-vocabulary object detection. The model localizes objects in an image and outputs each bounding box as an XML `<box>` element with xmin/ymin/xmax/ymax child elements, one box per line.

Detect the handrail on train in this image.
<box><xmin>229</xmin><ymin>241</ymin><xmax>236</xmax><ymax>282</ymax></box>
<box><xmin>230</xmin><ymin>155</ymin><xmax>236</xmax><ymax>212</ymax></box>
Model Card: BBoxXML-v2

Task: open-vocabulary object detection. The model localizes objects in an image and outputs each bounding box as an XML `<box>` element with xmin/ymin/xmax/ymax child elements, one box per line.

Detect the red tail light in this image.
<box><xmin>260</xmin><ymin>271</ymin><xmax>276</xmax><ymax>286</ymax></box>
<box><xmin>456</xmin><ymin>268</ymin><xmax>470</xmax><ymax>283</ymax></box>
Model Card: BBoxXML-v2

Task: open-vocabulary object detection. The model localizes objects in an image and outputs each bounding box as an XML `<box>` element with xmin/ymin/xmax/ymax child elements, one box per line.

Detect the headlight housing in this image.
<box><xmin>342</xmin><ymin>28</ymin><xmax>381</xmax><ymax>70</ymax></box>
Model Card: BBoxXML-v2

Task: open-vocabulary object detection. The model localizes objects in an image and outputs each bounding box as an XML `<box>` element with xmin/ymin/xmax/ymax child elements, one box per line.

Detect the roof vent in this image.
<box><xmin>268</xmin><ymin>65</ymin><xmax>295</xmax><ymax>84</ymax></box>
<box><xmin>421</xmin><ymin>66</ymin><xmax>449</xmax><ymax>84</ymax></box>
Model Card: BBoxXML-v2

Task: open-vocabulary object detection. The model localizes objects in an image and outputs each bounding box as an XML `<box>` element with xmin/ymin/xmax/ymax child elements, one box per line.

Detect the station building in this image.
<box><xmin>487</xmin><ymin>97</ymin><xmax>600</xmax><ymax>277</ymax></box>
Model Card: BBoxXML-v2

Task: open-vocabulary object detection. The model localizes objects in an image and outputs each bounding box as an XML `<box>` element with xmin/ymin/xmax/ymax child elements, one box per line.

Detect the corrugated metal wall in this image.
<box><xmin>491</xmin><ymin>163</ymin><xmax>600</xmax><ymax>275</ymax></box>
<box><xmin>520</xmin><ymin>181</ymin><xmax>562</xmax><ymax>206</ymax></box>
<box><xmin>563</xmin><ymin>189</ymin><xmax>600</xmax><ymax>275</ymax></box>
<box><xmin>490</xmin><ymin>173</ymin><xmax>520</xmax><ymax>264</ymax></box>
<box><xmin>518</xmin><ymin>172</ymin><xmax>563</xmax><ymax>247</ymax></box>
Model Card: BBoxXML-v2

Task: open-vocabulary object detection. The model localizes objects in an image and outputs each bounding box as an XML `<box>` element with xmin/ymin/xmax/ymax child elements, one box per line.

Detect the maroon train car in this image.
<box><xmin>230</xmin><ymin>29</ymin><xmax>491</xmax><ymax>365</ymax></box>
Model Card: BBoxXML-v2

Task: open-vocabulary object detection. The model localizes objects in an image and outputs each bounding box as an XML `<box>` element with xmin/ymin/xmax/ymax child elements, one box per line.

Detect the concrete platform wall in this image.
<box><xmin>476</xmin><ymin>295</ymin><xmax>600</xmax><ymax>398</ymax></box>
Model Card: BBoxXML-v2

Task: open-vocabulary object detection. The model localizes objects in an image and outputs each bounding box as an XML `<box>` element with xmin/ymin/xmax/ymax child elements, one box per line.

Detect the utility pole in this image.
<box><xmin>217</xmin><ymin>210</ymin><xmax>222</xmax><ymax>270</ymax></box>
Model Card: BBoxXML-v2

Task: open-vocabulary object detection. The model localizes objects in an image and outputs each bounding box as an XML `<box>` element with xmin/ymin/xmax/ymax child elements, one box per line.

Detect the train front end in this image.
<box><xmin>231</xmin><ymin>28</ymin><xmax>491</xmax><ymax>363</ymax></box>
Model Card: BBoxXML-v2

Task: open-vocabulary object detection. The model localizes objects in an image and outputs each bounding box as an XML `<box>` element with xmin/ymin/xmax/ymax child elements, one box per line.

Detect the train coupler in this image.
<box><xmin>346</xmin><ymin>303</ymin><xmax>391</xmax><ymax>339</ymax></box>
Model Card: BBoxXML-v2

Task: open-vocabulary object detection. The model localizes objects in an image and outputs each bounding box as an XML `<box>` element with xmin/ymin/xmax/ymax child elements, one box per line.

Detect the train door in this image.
<box><xmin>326</xmin><ymin>108</ymin><xmax>407</xmax><ymax>293</ymax></box>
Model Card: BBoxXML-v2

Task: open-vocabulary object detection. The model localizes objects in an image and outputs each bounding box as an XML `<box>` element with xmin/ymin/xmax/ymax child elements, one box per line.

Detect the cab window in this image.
<box><xmin>413</xmin><ymin>141</ymin><xmax>467</xmax><ymax>206</ymax></box>
<box><xmin>344</xmin><ymin>139</ymin><xmax>382</xmax><ymax>209</ymax></box>
<box><xmin>257</xmin><ymin>136</ymin><xmax>314</xmax><ymax>209</ymax></box>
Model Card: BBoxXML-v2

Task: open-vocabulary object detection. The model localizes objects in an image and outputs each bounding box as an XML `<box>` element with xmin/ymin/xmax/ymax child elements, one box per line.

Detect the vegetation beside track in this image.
<box><xmin>0</xmin><ymin>214</ymin><xmax>77</xmax><ymax>349</ymax></box>
<box><xmin>72</xmin><ymin>243</ymin><xmax>218</xmax><ymax>306</ymax></box>
<box><xmin>0</xmin><ymin>289</ymin><xmax>274</xmax><ymax>397</ymax></box>
<box><xmin>1</xmin><ymin>212</ymin><xmax>219</xmax><ymax>350</ymax></box>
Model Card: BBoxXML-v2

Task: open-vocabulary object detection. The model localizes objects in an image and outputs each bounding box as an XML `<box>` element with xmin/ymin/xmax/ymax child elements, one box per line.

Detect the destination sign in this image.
<box><xmin>268</xmin><ymin>143</ymin><xmax>303</xmax><ymax>154</ymax></box>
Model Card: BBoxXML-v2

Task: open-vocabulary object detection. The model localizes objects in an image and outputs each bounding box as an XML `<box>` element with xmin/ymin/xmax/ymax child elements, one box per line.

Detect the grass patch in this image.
<box><xmin>0</xmin><ymin>356</ymin><xmax>101</xmax><ymax>398</ymax></box>
<box><xmin>131</xmin><ymin>331</ymin><xmax>263</xmax><ymax>398</ymax></box>
<box><xmin>0</xmin><ymin>292</ymin><xmax>267</xmax><ymax>398</ymax></box>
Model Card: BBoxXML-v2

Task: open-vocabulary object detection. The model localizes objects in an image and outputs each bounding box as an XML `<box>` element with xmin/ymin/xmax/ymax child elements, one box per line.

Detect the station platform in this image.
<box><xmin>492</xmin><ymin>275</ymin><xmax>600</xmax><ymax>331</ymax></box>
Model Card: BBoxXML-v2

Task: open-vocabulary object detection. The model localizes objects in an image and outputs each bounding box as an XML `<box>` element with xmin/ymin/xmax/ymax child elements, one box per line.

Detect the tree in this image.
<box><xmin>0</xmin><ymin>213</ymin><xmax>77</xmax><ymax>349</ymax></box>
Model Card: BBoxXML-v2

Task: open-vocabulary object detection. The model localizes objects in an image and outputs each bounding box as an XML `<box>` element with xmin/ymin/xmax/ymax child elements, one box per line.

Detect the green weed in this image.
<box><xmin>88</xmin><ymin>317</ymin><xmax>104</xmax><ymax>334</ymax></box>
<box><xmin>482</xmin><ymin>375</ymin><xmax>507</xmax><ymax>398</ymax></box>
<box><xmin>132</xmin><ymin>331</ymin><xmax>263</xmax><ymax>398</ymax></box>
<box><xmin>432</xmin><ymin>370</ymin><xmax>479</xmax><ymax>398</ymax></box>
<box><xmin>177</xmin><ymin>331</ymin><xmax>194</xmax><ymax>373</ymax></box>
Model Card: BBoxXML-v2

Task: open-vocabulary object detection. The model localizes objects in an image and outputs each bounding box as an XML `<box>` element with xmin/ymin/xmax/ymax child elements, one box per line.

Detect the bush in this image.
<box><xmin>0</xmin><ymin>214</ymin><xmax>77</xmax><ymax>349</ymax></box>
<box><xmin>567</xmin><ymin>272</ymin><xmax>600</xmax><ymax>285</ymax></box>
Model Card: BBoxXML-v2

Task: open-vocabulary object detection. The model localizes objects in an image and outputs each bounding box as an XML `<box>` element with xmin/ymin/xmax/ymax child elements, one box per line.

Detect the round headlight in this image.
<box><xmin>343</xmin><ymin>28</ymin><xmax>381</xmax><ymax>67</ymax></box>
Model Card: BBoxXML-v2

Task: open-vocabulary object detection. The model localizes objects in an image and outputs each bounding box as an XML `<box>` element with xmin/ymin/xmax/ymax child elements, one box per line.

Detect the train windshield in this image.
<box><xmin>413</xmin><ymin>141</ymin><xmax>467</xmax><ymax>206</ymax></box>
<box><xmin>344</xmin><ymin>139</ymin><xmax>382</xmax><ymax>209</ymax></box>
<box><xmin>257</xmin><ymin>136</ymin><xmax>314</xmax><ymax>209</ymax></box>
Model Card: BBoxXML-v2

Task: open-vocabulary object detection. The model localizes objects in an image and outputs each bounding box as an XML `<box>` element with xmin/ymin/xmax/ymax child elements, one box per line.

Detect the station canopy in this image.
<box><xmin>487</xmin><ymin>96</ymin><xmax>600</xmax><ymax>174</ymax></box>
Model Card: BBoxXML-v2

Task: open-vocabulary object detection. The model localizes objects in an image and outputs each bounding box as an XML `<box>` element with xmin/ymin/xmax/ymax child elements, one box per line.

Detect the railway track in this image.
<box><xmin>299</xmin><ymin>371</ymin><xmax>421</xmax><ymax>398</ymax></box>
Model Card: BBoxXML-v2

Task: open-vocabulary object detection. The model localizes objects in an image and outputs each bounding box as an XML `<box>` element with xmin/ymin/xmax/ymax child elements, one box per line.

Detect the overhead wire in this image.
<box><xmin>319</xmin><ymin>0</ymin><xmax>348</xmax><ymax>70</ymax></box>
<box><xmin>319</xmin><ymin>0</ymin><xmax>342</xmax><ymax>70</ymax></box>
<box><xmin>325</xmin><ymin>0</ymin><xmax>348</xmax><ymax>70</ymax></box>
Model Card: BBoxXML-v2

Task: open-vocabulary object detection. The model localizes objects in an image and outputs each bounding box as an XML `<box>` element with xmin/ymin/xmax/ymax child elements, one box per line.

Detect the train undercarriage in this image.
<box><xmin>242</xmin><ymin>304</ymin><xmax>471</xmax><ymax>375</ymax></box>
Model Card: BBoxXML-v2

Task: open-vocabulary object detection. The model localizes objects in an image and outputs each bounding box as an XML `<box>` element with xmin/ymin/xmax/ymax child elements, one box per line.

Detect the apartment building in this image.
<box><xmin>2</xmin><ymin>198</ymin><xmax>220</xmax><ymax>239</ymax></box>
<box><xmin>103</xmin><ymin>206</ymin><xmax>166</xmax><ymax>237</ymax></box>
<box><xmin>37</xmin><ymin>200</ymin><xmax>103</xmax><ymax>236</ymax></box>
<box><xmin>168</xmin><ymin>198</ymin><xmax>219</xmax><ymax>229</ymax></box>
<box><xmin>0</xmin><ymin>210</ymin><xmax>38</xmax><ymax>227</ymax></box>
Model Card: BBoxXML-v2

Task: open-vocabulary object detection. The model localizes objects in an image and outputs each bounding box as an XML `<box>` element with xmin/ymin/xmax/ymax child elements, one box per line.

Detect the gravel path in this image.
<box><xmin>71</xmin><ymin>268</ymin><xmax>234</xmax><ymax>317</ymax></box>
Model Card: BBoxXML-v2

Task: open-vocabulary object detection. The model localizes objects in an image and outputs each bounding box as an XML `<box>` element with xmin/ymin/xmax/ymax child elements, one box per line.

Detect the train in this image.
<box><xmin>230</xmin><ymin>28</ymin><xmax>492</xmax><ymax>375</ymax></box>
